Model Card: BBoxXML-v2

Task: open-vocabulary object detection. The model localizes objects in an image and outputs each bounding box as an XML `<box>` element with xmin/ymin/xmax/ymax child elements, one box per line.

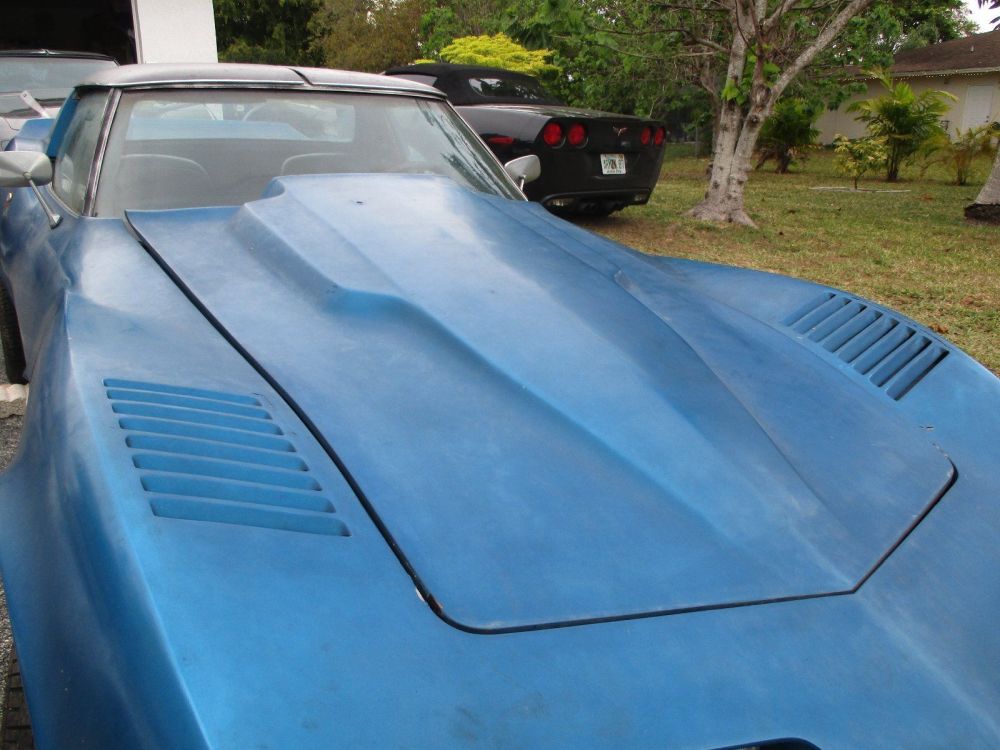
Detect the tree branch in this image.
<box><xmin>771</xmin><ymin>0</ymin><xmax>877</xmax><ymax>98</ymax></box>
<box><xmin>764</xmin><ymin>0</ymin><xmax>801</xmax><ymax>32</ymax></box>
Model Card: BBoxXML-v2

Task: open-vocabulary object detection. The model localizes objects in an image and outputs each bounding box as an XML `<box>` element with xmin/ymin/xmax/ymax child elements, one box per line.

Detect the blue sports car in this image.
<box><xmin>0</xmin><ymin>64</ymin><xmax>998</xmax><ymax>749</ymax></box>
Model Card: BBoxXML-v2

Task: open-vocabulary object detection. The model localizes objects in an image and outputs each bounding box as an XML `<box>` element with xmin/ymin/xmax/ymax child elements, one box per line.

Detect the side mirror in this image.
<box><xmin>0</xmin><ymin>152</ymin><xmax>60</xmax><ymax>227</ymax></box>
<box><xmin>0</xmin><ymin>151</ymin><xmax>53</xmax><ymax>188</ymax></box>
<box><xmin>504</xmin><ymin>155</ymin><xmax>541</xmax><ymax>190</ymax></box>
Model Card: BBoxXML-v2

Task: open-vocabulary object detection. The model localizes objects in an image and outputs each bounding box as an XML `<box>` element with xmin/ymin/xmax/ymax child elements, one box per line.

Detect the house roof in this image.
<box><xmin>891</xmin><ymin>31</ymin><xmax>1000</xmax><ymax>77</ymax></box>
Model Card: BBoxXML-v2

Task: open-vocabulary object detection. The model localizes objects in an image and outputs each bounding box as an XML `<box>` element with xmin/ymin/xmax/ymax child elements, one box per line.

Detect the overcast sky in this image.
<box><xmin>966</xmin><ymin>0</ymin><xmax>997</xmax><ymax>31</ymax></box>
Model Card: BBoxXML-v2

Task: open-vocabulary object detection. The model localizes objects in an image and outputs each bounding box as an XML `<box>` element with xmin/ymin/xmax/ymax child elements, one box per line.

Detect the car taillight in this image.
<box><xmin>542</xmin><ymin>122</ymin><xmax>564</xmax><ymax>147</ymax></box>
<box><xmin>567</xmin><ymin>122</ymin><xmax>587</xmax><ymax>147</ymax></box>
<box><xmin>640</xmin><ymin>126</ymin><xmax>652</xmax><ymax>146</ymax></box>
<box><xmin>654</xmin><ymin>126</ymin><xmax>665</xmax><ymax>146</ymax></box>
<box><xmin>487</xmin><ymin>135</ymin><xmax>515</xmax><ymax>147</ymax></box>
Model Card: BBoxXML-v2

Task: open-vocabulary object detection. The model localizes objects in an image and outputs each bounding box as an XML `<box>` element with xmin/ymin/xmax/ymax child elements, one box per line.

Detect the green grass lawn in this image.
<box><xmin>581</xmin><ymin>146</ymin><xmax>1000</xmax><ymax>373</ymax></box>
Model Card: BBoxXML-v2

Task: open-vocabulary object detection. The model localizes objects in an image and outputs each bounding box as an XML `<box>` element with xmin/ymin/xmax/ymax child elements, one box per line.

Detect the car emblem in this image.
<box><xmin>613</xmin><ymin>126</ymin><xmax>629</xmax><ymax>137</ymax></box>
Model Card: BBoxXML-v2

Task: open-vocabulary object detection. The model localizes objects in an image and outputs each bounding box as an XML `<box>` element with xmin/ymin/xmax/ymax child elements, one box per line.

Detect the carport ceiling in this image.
<box><xmin>2</xmin><ymin>0</ymin><xmax>137</xmax><ymax>64</ymax></box>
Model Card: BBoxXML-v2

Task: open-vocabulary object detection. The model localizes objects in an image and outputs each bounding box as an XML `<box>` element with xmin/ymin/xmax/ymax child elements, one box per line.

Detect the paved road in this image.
<box><xmin>0</xmin><ymin>345</ymin><xmax>24</xmax><ymax>724</ymax></box>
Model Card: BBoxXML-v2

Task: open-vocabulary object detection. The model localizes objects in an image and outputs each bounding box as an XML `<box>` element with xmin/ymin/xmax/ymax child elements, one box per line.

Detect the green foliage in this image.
<box><xmin>420</xmin><ymin>7</ymin><xmax>465</xmax><ymax>60</ymax></box>
<box><xmin>491</xmin><ymin>0</ymin><xmax>973</xmax><ymax>146</ymax></box>
<box><xmin>212</xmin><ymin>0</ymin><xmax>985</xmax><ymax>200</ymax></box>
<box><xmin>721</xmin><ymin>81</ymin><xmax>742</xmax><ymax>104</ymax></box>
<box><xmin>419</xmin><ymin>1</ymin><xmax>510</xmax><ymax>59</ymax></box>
<box><xmin>439</xmin><ymin>33</ymin><xmax>557</xmax><ymax>76</ymax></box>
<box><xmin>751</xmin><ymin>0</ymin><xmax>972</xmax><ymax>112</ymax></box>
<box><xmin>310</xmin><ymin>0</ymin><xmax>426</xmax><ymax>72</ymax></box>
<box><xmin>214</xmin><ymin>0</ymin><xmax>322</xmax><ymax>66</ymax></box>
<box><xmin>869</xmin><ymin>0</ymin><xmax>975</xmax><ymax>52</ymax></box>
<box><xmin>835</xmin><ymin>135</ymin><xmax>889</xmax><ymax>189</ymax></box>
<box><xmin>408</xmin><ymin>0</ymin><xmax>972</xmax><ymax>133</ymax></box>
<box><xmin>847</xmin><ymin>69</ymin><xmax>956</xmax><ymax>181</ymax></box>
<box><xmin>897</xmin><ymin>0</ymin><xmax>980</xmax><ymax>44</ymax></box>
<box><xmin>756</xmin><ymin>99</ymin><xmax>821</xmax><ymax>174</ymax></box>
<box><xmin>722</xmin><ymin>54</ymin><xmax>781</xmax><ymax>106</ymax></box>
<box><xmin>505</xmin><ymin>0</ymin><xmax>703</xmax><ymax>118</ymax></box>
<box><xmin>920</xmin><ymin>125</ymin><xmax>999</xmax><ymax>185</ymax></box>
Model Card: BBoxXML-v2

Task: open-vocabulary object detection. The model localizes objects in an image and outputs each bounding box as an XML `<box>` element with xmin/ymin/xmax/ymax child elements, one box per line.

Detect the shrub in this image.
<box><xmin>439</xmin><ymin>34</ymin><xmax>557</xmax><ymax>77</ymax></box>
<box><xmin>755</xmin><ymin>98</ymin><xmax>821</xmax><ymax>174</ymax></box>
<box><xmin>835</xmin><ymin>135</ymin><xmax>889</xmax><ymax>189</ymax></box>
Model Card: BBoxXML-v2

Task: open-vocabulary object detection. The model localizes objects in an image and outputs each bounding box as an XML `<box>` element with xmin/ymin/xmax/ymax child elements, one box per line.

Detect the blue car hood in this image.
<box><xmin>128</xmin><ymin>175</ymin><xmax>954</xmax><ymax>632</ymax></box>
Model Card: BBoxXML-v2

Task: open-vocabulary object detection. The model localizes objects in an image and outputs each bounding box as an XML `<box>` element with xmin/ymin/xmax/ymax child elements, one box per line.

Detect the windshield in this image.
<box><xmin>94</xmin><ymin>89</ymin><xmax>522</xmax><ymax>216</ymax></box>
<box><xmin>0</xmin><ymin>57</ymin><xmax>116</xmax><ymax>116</ymax></box>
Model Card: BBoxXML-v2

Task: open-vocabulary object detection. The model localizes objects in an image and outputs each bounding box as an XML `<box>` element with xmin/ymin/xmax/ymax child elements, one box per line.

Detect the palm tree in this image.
<box><xmin>848</xmin><ymin>69</ymin><xmax>954</xmax><ymax>181</ymax></box>
<box><xmin>923</xmin><ymin>125</ymin><xmax>999</xmax><ymax>186</ymax></box>
<box><xmin>980</xmin><ymin>0</ymin><xmax>999</xmax><ymax>25</ymax></box>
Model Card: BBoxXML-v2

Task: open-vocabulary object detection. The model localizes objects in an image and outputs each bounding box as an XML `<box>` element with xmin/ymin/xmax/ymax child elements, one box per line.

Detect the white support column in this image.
<box><xmin>130</xmin><ymin>0</ymin><xmax>218</xmax><ymax>63</ymax></box>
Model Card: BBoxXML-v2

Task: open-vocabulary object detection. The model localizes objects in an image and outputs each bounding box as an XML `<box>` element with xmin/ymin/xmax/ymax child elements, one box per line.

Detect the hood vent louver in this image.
<box><xmin>106</xmin><ymin>379</ymin><xmax>349</xmax><ymax>537</ymax></box>
<box><xmin>783</xmin><ymin>293</ymin><xmax>948</xmax><ymax>400</ymax></box>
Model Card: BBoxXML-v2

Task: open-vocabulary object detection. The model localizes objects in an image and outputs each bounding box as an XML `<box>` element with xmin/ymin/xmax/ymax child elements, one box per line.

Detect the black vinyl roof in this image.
<box><xmin>383</xmin><ymin>63</ymin><xmax>563</xmax><ymax>106</ymax></box>
<box><xmin>385</xmin><ymin>63</ymin><xmax>539</xmax><ymax>79</ymax></box>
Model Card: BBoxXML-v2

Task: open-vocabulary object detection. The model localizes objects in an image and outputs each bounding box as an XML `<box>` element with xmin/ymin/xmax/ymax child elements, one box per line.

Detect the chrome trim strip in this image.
<box><xmin>99</xmin><ymin>78</ymin><xmax>308</xmax><ymax>89</ymax></box>
<box><xmin>83</xmin><ymin>89</ymin><xmax>120</xmax><ymax>217</ymax></box>
<box><xmin>80</xmin><ymin>79</ymin><xmax>445</xmax><ymax>99</ymax></box>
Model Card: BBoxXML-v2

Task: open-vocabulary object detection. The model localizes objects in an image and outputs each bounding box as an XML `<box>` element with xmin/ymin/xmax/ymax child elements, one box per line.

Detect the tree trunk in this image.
<box><xmin>688</xmin><ymin>13</ymin><xmax>751</xmax><ymax>225</ymax></box>
<box><xmin>688</xmin><ymin>99</ymin><xmax>769</xmax><ymax>227</ymax></box>
<box><xmin>687</xmin><ymin>104</ymin><xmax>756</xmax><ymax>225</ymax></box>
<box><xmin>965</xmin><ymin>147</ymin><xmax>1000</xmax><ymax>224</ymax></box>
<box><xmin>886</xmin><ymin>142</ymin><xmax>903</xmax><ymax>181</ymax></box>
<box><xmin>686</xmin><ymin>0</ymin><xmax>877</xmax><ymax>226</ymax></box>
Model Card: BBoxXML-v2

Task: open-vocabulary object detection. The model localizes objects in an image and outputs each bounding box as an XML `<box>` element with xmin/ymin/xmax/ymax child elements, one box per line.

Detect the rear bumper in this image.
<box><xmin>523</xmin><ymin>148</ymin><xmax>664</xmax><ymax>209</ymax></box>
<box><xmin>538</xmin><ymin>188</ymin><xmax>652</xmax><ymax>212</ymax></box>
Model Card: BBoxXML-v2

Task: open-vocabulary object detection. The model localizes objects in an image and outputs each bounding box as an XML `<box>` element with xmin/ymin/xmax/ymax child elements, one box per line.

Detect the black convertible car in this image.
<box><xmin>384</xmin><ymin>63</ymin><xmax>666</xmax><ymax>216</ymax></box>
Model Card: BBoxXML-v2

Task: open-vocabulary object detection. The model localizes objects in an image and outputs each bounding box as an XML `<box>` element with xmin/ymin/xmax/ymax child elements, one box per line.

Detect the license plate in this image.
<box><xmin>601</xmin><ymin>153</ymin><xmax>626</xmax><ymax>175</ymax></box>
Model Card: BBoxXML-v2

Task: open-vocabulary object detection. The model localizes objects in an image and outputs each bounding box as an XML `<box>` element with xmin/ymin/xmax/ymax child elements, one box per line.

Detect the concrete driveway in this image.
<box><xmin>0</xmin><ymin>346</ymin><xmax>25</xmax><ymax>726</ymax></box>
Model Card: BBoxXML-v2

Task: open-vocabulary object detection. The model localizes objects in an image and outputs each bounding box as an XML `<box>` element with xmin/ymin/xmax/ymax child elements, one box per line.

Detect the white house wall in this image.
<box><xmin>817</xmin><ymin>72</ymin><xmax>1000</xmax><ymax>143</ymax></box>
<box><xmin>131</xmin><ymin>0</ymin><xmax>218</xmax><ymax>63</ymax></box>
